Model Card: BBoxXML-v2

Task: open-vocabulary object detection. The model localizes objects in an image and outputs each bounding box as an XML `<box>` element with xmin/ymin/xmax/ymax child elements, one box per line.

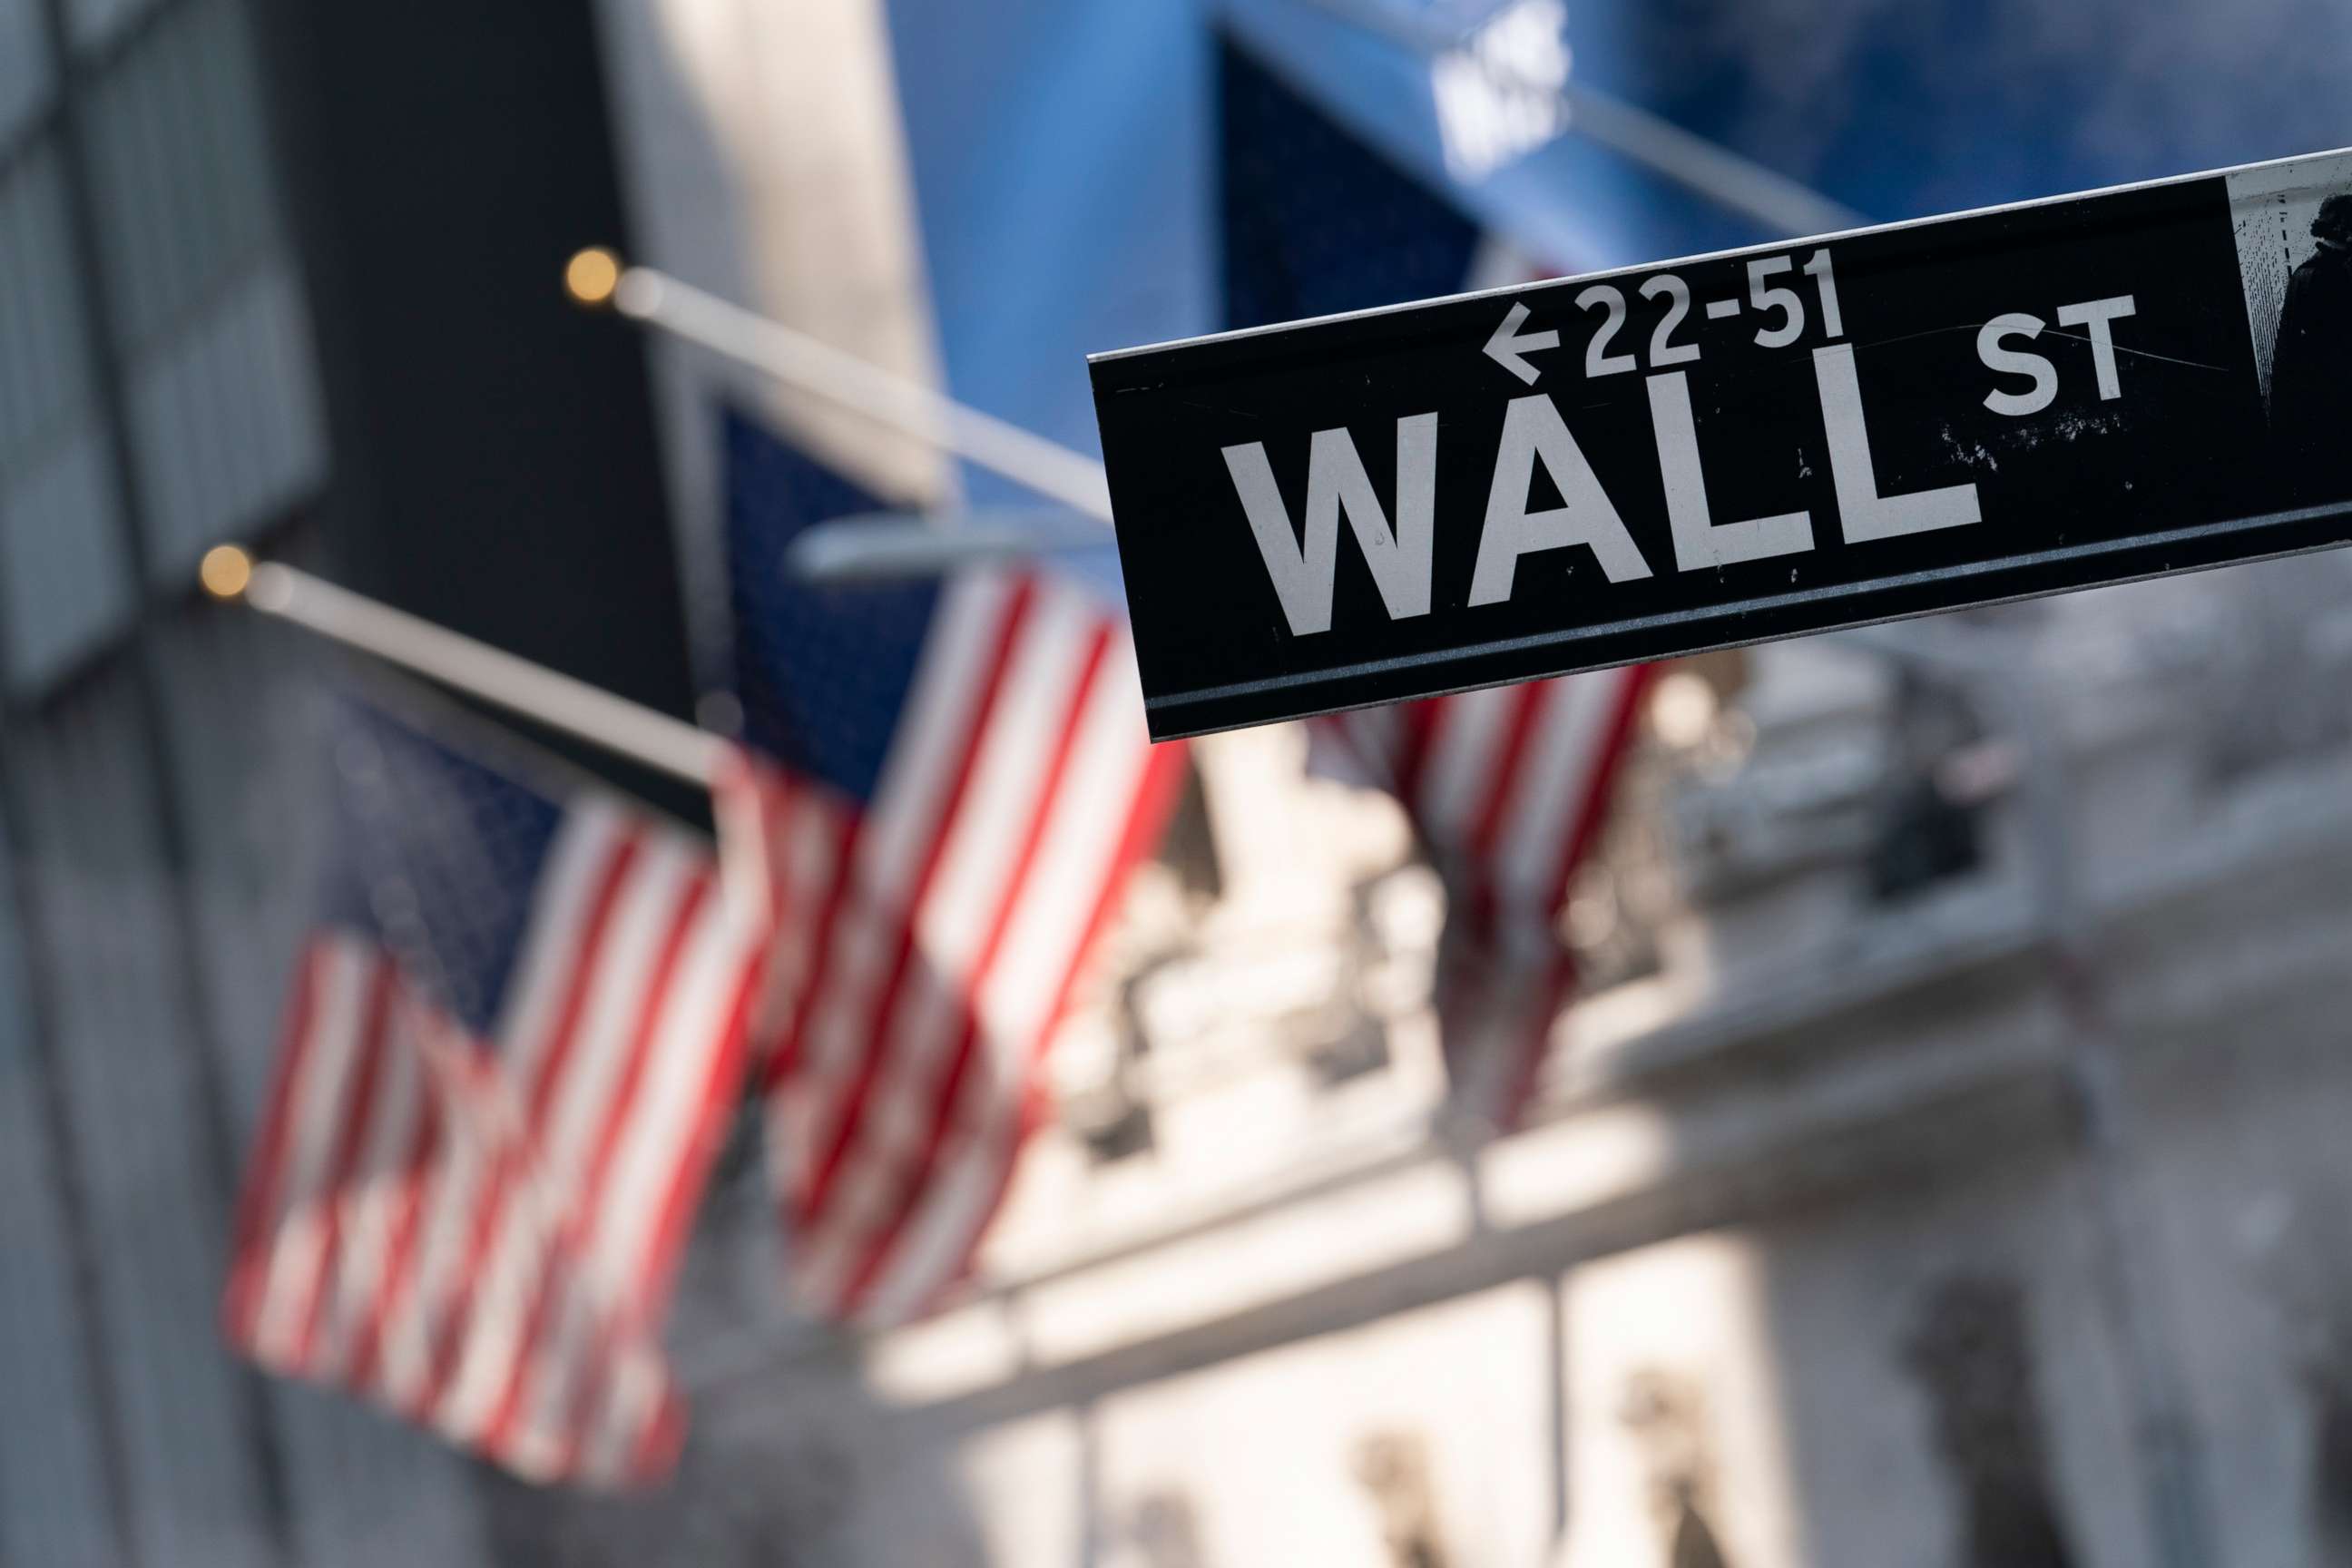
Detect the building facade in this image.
<box><xmin>0</xmin><ymin>2</ymin><xmax>682</xmax><ymax>1563</ymax></box>
<box><xmin>6</xmin><ymin>4</ymin><xmax>2352</xmax><ymax>1567</ymax></box>
<box><xmin>565</xmin><ymin>570</ymin><xmax>2352</xmax><ymax>1568</ymax></box>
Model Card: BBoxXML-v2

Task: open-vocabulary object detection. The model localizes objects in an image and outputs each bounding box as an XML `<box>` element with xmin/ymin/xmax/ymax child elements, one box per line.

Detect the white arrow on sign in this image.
<box><xmin>1482</xmin><ymin>301</ymin><xmax>1561</xmax><ymax>385</ymax></box>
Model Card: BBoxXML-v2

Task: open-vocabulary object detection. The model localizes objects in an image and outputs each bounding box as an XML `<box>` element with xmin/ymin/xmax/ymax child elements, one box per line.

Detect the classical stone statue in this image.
<box><xmin>1129</xmin><ymin>1489</ymin><xmax>1208</xmax><ymax>1568</ymax></box>
<box><xmin>1621</xmin><ymin>1369</ymin><xmax>1735</xmax><ymax>1568</ymax></box>
<box><xmin>1900</xmin><ymin>1274</ymin><xmax>2079</xmax><ymax>1568</ymax></box>
<box><xmin>2239</xmin><ymin>1187</ymin><xmax>2352</xmax><ymax>1566</ymax></box>
<box><xmin>1353</xmin><ymin>1430</ymin><xmax>1452</xmax><ymax>1568</ymax></box>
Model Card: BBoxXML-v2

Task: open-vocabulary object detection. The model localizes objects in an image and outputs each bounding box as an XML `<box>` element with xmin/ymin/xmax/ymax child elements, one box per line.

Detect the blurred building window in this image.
<box><xmin>81</xmin><ymin>0</ymin><xmax>270</xmax><ymax>356</ymax></box>
<box><xmin>80</xmin><ymin>0</ymin><xmax>326</xmax><ymax>584</ymax></box>
<box><xmin>0</xmin><ymin>143</ymin><xmax>132</xmax><ymax>692</ymax></box>
<box><xmin>0</xmin><ymin>0</ymin><xmax>53</xmax><ymax>145</ymax></box>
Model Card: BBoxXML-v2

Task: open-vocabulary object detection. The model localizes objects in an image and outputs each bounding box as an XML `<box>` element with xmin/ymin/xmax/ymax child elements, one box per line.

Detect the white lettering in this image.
<box><xmin>1469</xmin><ymin>394</ymin><xmax>1652</xmax><ymax>606</ymax></box>
<box><xmin>1647</xmin><ymin>372</ymin><xmax>1814</xmax><ymax>570</ymax></box>
<box><xmin>1815</xmin><ymin>345</ymin><xmax>1982</xmax><ymax>544</ymax></box>
<box><xmin>1977</xmin><ymin>312</ymin><xmax>2058</xmax><ymax>417</ymax></box>
<box><xmin>2056</xmin><ymin>295</ymin><xmax>2137</xmax><ymax>401</ymax></box>
<box><xmin>1748</xmin><ymin>256</ymin><xmax>1804</xmax><ymax>348</ymax></box>
<box><xmin>1222</xmin><ymin>416</ymin><xmax>1439</xmax><ymax>637</ymax></box>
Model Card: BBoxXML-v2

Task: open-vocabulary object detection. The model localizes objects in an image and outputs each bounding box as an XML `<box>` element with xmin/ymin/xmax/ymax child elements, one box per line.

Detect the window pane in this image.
<box><xmin>79</xmin><ymin>0</ymin><xmax>328</xmax><ymax>578</ymax></box>
<box><xmin>0</xmin><ymin>428</ymin><xmax>130</xmax><ymax>689</ymax></box>
<box><xmin>82</xmin><ymin>0</ymin><xmax>278</xmax><ymax>358</ymax></box>
<box><xmin>0</xmin><ymin>148</ymin><xmax>93</xmax><ymax>475</ymax></box>
<box><xmin>128</xmin><ymin>259</ymin><xmax>328</xmax><ymax>591</ymax></box>
<box><xmin>0</xmin><ymin>145</ymin><xmax>130</xmax><ymax>693</ymax></box>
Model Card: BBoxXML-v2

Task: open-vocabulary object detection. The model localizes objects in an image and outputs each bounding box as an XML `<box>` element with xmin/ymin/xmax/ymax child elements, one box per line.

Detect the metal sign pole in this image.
<box><xmin>201</xmin><ymin>550</ymin><xmax>724</xmax><ymax>789</ymax></box>
<box><xmin>1263</xmin><ymin>0</ymin><xmax>1868</xmax><ymax>239</ymax></box>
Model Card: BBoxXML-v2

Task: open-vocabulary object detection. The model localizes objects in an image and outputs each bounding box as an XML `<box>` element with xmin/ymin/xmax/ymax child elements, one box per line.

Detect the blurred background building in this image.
<box><xmin>0</xmin><ymin>2</ymin><xmax>687</xmax><ymax>1563</ymax></box>
<box><xmin>3</xmin><ymin>1</ymin><xmax>2352</xmax><ymax>1565</ymax></box>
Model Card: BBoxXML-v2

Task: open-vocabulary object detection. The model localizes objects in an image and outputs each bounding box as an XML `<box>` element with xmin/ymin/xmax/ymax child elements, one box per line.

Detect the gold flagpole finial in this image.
<box><xmin>564</xmin><ymin>246</ymin><xmax>623</xmax><ymax>309</ymax></box>
<box><xmin>199</xmin><ymin>544</ymin><xmax>254</xmax><ymax>602</ymax></box>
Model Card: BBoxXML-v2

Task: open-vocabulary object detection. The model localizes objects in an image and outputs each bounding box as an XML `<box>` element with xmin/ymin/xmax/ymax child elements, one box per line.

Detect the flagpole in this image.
<box><xmin>586</xmin><ymin>258</ymin><xmax>1116</xmax><ymax>524</ymax></box>
<box><xmin>199</xmin><ymin>546</ymin><xmax>726</xmax><ymax>789</ymax></box>
<box><xmin>1269</xmin><ymin>0</ymin><xmax>1867</xmax><ymax>240</ymax></box>
<box><xmin>1553</xmin><ymin>85</ymin><xmax>1867</xmax><ymax>239</ymax></box>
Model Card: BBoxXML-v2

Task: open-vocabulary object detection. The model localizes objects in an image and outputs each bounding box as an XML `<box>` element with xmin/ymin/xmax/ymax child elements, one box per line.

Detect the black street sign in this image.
<box><xmin>1091</xmin><ymin>150</ymin><xmax>2352</xmax><ymax>740</ymax></box>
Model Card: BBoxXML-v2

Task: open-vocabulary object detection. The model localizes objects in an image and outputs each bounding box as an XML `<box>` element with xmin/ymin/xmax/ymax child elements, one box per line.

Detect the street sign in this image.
<box><xmin>1091</xmin><ymin>149</ymin><xmax>2352</xmax><ymax>740</ymax></box>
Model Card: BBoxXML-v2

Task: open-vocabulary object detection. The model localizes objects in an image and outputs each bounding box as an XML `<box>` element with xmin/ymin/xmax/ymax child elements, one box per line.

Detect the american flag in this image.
<box><xmin>715</xmin><ymin>409</ymin><xmax>1184</xmax><ymax>1327</ymax></box>
<box><xmin>224</xmin><ymin>687</ymin><xmax>764</xmax><ymax>1486</ymax></box>
<box><xmin>1222</xmin><ymin>32</ymin><xmax>1654</xmax><ymax>1130</ymax></box>
<box><xmin>1314</xmin><ymin>674</ymin><xmax>1652</xmax><ymax>1127</ymax></box>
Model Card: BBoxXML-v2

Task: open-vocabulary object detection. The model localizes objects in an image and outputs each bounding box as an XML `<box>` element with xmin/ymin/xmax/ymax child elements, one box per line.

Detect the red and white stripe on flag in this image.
<box><xmin>223</xmin><ymin>799</ymin><xmax>764</xmax><ymax>1487</ymax></box>
<box><xmin>717</xmin><ymin>569</ymin><xmax>1185</xmax><ymax>1328</ymax></box>
<box><xmin>1315</xmin><ymin>666</ymin><xmax>1653</xmax><ymax>1130</ymax></box>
